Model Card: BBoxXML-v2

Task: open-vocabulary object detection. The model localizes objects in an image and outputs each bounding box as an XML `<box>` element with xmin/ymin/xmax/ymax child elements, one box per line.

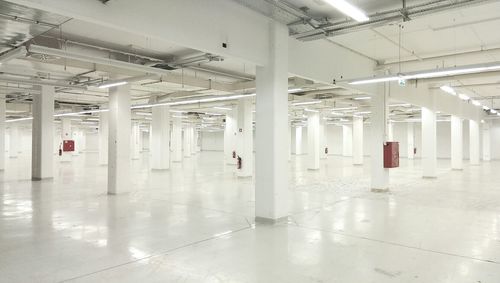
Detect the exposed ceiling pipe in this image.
<box><xmin>0</xmin><ymin>75</ymin><xmax>87</xmax><ymax>90</ymax></box>
<box><xmin>0</xmin><ymin>46</ymin><xmax>28</xmax><ymax>64</ymax></box>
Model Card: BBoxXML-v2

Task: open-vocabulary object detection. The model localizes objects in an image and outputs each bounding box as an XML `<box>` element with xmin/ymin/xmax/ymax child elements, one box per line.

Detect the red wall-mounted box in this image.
<box><xmin>384</xmin><ymin>142</ymin><xmax>399</xmax><ymax>168</ymax></box>
<box><xmin>63</xmin><ymin>140</ymin><xmax>75</xmax><ymax>152</ymax></box>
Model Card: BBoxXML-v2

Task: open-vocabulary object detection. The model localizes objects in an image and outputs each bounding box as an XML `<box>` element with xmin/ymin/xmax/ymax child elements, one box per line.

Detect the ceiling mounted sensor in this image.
<box><xmin>98</xmin><ymin>0</ymin><xmax>111</xmax><ymax>4</ymax></box>
<box><xmin>323</xmin><ymin>0</ymin><xmax>369</xmax><ymax>22</ymax></box>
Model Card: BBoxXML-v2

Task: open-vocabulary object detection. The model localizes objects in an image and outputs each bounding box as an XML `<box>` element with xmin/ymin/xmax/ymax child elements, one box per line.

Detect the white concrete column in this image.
<box><xmin>191</xmin><ymin>127</ymin><xmax>197</xmax><ymax>154</ymax></box>
<box><xmin>294</xmin><ymin>127</ymin><xmax>303</xmax><ymax>155</ymax></box>
<box><xmin>31</xmin><ymin>85</ymin><xmax>54</xmax><ymax>180</ymax></box>
<box><xmin>130</xmin><ymin>122</ymin><xmax>140</xmax><ymax>160</ymax></box>
<box><xmin>107</xmin><ymin>83</ymin><xmax>131</xmax><ymax>195</ymax></box>
<box><xmin>72</xmin><ymin>128</ymin><xmax>80</xmax><ymax>156</ymax></box>
<box><xmin>138</xmin><ymin>128</ymin><xmax>143</xmax><ymax>153</ymax></box>
<box><xmin>255</xmin><ymin>20</ymin><xmax>289</xmax><ymax>221</ymax></box>
<box><xmin>171</xmin><ymin>116</ymin><xmax>183</xmax><ymax>162</ymax></box>
<box><xmin>422</xmin><ymin>107</ymin><xmax>437</xmax><ymax>178</ymax></box>
<box><xmin>307</xmin><ymin>112</ymin><xmax>320</xmax><ymax>170</ymax></box>
<box><xmin>319</xmin><ymin>118</ymin><xmax>327</xmax><ymax>160</ymax></box>
<box><xmin>0</xmin><ymin>96</ymin><xmax>5</xmax><ymax>170</ymax></box>
<box><xmin>407</xmin><ymin>122</ymin><xmax>415</xmax><ymax>159</ymax></box>
<box><xmin>8</xmin><ymin>125</ymin><xmax>19</xmax><ymax>158</ymax></box>
<box><xmin>195</xmin><ymin>130</ymin><xmax>200</xmax><ymax>152</ymax></box>
<box><xmin>469</xmin><ymin>119</ymin><xmax>480</xmax><ymax>165</ymax></box>
<box><xmin>224</xmin><ymin>108</ymin><xmax>238</xmax><ymax>164</ymax></box>
<box><xmin>387</xmin><ymin>121</ymin><xmax>394</xmax><ymax>141</ymax></box>
<box><xmin>352</xmin><ymin>116</ymin><xmax>364</xmax><ymax>165</ymax></box>
<box><xmin>236</xmin><ymin>97</ymin><xmax>253</xmax><ymax>177</ymax></box>
<box><xmin>149</xmin><ymin>123</ymin><xmax>153</xmax><ymax>155</ymax></box>
<box><xmin>482</xmin><ymin>122</ymin><xmax>491</xmax><ymax>161</ymax></box>
<box><xmin>183</xmin><ymin>125</ymin><xmax>192</xmax><ymax>157</ymax></box>
<box><xmin>451</xmin><ymin>116</ymin><xmax>463</xmax><ymax>170</ymax></box>
<box><xmin>60</xmin><ymin>118</ymin><xmax>72</xmax><ymax>162</ymax></box>
<box><xmin>342</xmin><ymin>124</ymin><xmax>352</xmax><ymax>157</ymax></box>
<box><xmin>370</xmin><ymin>83</ymin><xmax>389</xmax><ymax>191</ymax></box>
<box><xmin>98</xmin><ymin>111</ymin><xmax>109</xmax><ymax>165</ymax></box>
<box><xmin>288</xmin><ymin>119</ymin><xmax>292</xmax><ymax>161</ymax></box>
<box><xmin>151</xmin><ymin>105</ymin><xmax>170</xmax><ymax>169</ymax></box>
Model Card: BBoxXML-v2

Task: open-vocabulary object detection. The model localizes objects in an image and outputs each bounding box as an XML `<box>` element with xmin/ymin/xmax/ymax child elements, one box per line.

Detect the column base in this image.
<box><xmin>307</xmin><ymin>168</ymin><xmax>319</xmax><ymax>171</ymax></box>
<box><xmin>255</xmin><ymin>216</ymin><xmax>288</xmax><ymax>225</ymax></box>
<box><xmin>422</xmin><ymin>176</ymin><xmax>437</xmax><ymax>179</ymax></box>
<box><xmin>371</xmin><ymin>188</ymin><xmax>389</xmax><ymax>193</ymax></box>
<box><xmin>32</xmin><ymin>177</ymin><xmax>54</xmax><ymax>181</ymax></box>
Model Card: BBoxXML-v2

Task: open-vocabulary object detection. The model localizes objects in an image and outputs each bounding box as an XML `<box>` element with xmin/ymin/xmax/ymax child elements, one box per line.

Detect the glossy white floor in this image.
<box><xmin>1</xmin><ymin>151</ymin><xmax>499</xmax><ymax>282</ymax></box>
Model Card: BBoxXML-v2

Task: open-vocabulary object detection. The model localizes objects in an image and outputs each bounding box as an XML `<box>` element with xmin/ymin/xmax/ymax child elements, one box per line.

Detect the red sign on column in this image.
<box><xmin>63</xmin><ymin>140</ymin><xmax>75</xmax><ymax>152</ymax></box>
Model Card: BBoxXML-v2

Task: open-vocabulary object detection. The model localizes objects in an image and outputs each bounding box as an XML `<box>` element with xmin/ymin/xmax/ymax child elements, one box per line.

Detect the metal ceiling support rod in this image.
<box><xmin>293</xmin><ymin>0</ymin><xmax>494</xmax><ymax>41</ymax></box>
<box><xmin>0</xmin><ymin>12</ymin><xmax>59</xmax><ymax>28</ymax></box>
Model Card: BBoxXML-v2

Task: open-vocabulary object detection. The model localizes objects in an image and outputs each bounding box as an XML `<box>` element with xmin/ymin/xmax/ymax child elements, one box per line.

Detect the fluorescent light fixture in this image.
<box><xmin>170</xmin><ymin>110</ymin><xmax>187</xmax><ymax>113</ymax></box>
<box><xmin>491</xmin><ymin>109</ymin><xmax>498</xmax><ymax>114</ymax></box>
<box><xmin>304</xmin><ymin>108</ymin><xmax>319</xmax><ymax>113</ymax></box>
<box><xmin>353</xmin><ymin>96</ymin><xmax>371</xmax><ymax>100</ymax></box>
<box><xmin>332</xmin><ymin>107</ymin><xmax>357</xmax><ymax>111</ymax></box>
<box><xmin>172</xmin><ymin>115</ymin><xmax>185</xmax><ymax>118</ymax></box>
<box><xmin>6</xmin><ymin>117</ymin><xmax>33</xmax><ymax>123</ymax></box>
<box><xmin>403</xmin><ymin>63</ymin><xmax>500</xmax><ymax>80</ymax></box>
<box><xmin>349</xmin><ymin>62</ymin><xmax>500</xmax><ymax>85</ymax></box>
<box><xmin>292</xmin><ymin>100</ymin><xmax>322</xmax><ymax>106</ymax></box>
<box><xmin>389</xmin><ymin>103</ymin><xmax>411</xmax><ymax>107</ymax></box>
<box><xmin>440</xmin><ymin>85</ymin><xmax>456</xmax><ymax>96</ymax></box>
<box><xmin>355</xmin><ymin>111</ymin><xmax>371</xmax><ymax>115</ymax></box>
<box><xmin>204</xmin><ymin>112</ymin><xmax>223</xmax><ymax>116</ymax></box>
<box><xmin>213</xmin><ymin>106</ymin><xmax>232</xmax><ymax>111</ymax></box>
<box><xmin>132</xmin><ymin>93</ymin><xmax>256</xmax><ymax>109</ymax></box>
<box><xmin>472</xmin><ymin>100</ymin><xmax>481</xmax><ymax>106</ymax></box>
<box><xmin>331</xmin><ymin>112</ymin><xmax>344</xmax><ymax>116</ymax></box>
<box><xmin>288</xmin><ymin>88</ymin><xmax>303</xmax><ymax>93</ymax></box>
<box><xmin>458</xmin><ymin>93</ymin><xmax>470</xmax><ymax>101</ymax></box>
<box><xmin>340</xmin><ymin>118</ymin><xmax>349</xmax><ymax>122</ymax></box>
<box><xmin>80</xmin><ymin>121</ymin><xmax>97</xmax><ymax>125</ymax></box>
<box><xmin>483</xmin><ymin>106</ymin><xmax>490</xmax><ymax>111</ymax></box>
<box><xmin>98</xmin><ymin>80</ymin><xmax>128</xmax><ymax>89</ymax></box>
<box><xmin>497</xmin><ymin>112</ymin><xmax>500</xmax><ymax>116</ymax></box>
<box><xmin>349</xmin><ymin>76</ymin><xmax>399</xmax><ymax>85</ymax></box>
<box><xmin>135</xmin><ymin>112</ymin><xmax>152</xmax><ymax>116</ymax></box>
<box><xmin>324</xmin><ymin>0</ymin><xmax>369</xmax><ymax>22</ymax></box>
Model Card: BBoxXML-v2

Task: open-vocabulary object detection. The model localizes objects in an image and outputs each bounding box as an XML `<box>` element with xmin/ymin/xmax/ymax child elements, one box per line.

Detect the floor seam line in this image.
<box><xmin>290</xmin><ymin>224</ymin><xmax>500</xmax><ymax>265</ymax></box>
<box><xmin>58</xmin><ymin>225</ymin><xmax>253</xmax><ymax>282</ymax></box>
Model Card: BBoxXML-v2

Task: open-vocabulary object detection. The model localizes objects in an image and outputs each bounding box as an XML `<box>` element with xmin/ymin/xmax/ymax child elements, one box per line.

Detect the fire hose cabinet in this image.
<box><xmin>383</xmin><ymin>142</ymin><xmax>399</xmax><ymax>168</ymax></box>
<box><xmin>63</xmin><ymin>140</ymin><xmax>75</xmax><ymax>152</ymax></box>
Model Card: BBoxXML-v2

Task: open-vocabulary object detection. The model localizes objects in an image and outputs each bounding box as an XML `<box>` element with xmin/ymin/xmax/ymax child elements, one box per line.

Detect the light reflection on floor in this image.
<box><xmin>0</xmin><ymin>152</ymin><xmax>499</xmax><ymax>282</ymax></box>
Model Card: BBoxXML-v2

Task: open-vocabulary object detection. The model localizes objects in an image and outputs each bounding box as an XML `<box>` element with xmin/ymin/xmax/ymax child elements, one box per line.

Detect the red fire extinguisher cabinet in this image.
<box><xmin>63</xmin><ymin>140</ymin><xmax>75</xmax><ymax>152</ymax></box>
<box><xmin>383</xmin><ymin>142</ymin><xmax>399</xmax><ymax>168</ymax></box>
